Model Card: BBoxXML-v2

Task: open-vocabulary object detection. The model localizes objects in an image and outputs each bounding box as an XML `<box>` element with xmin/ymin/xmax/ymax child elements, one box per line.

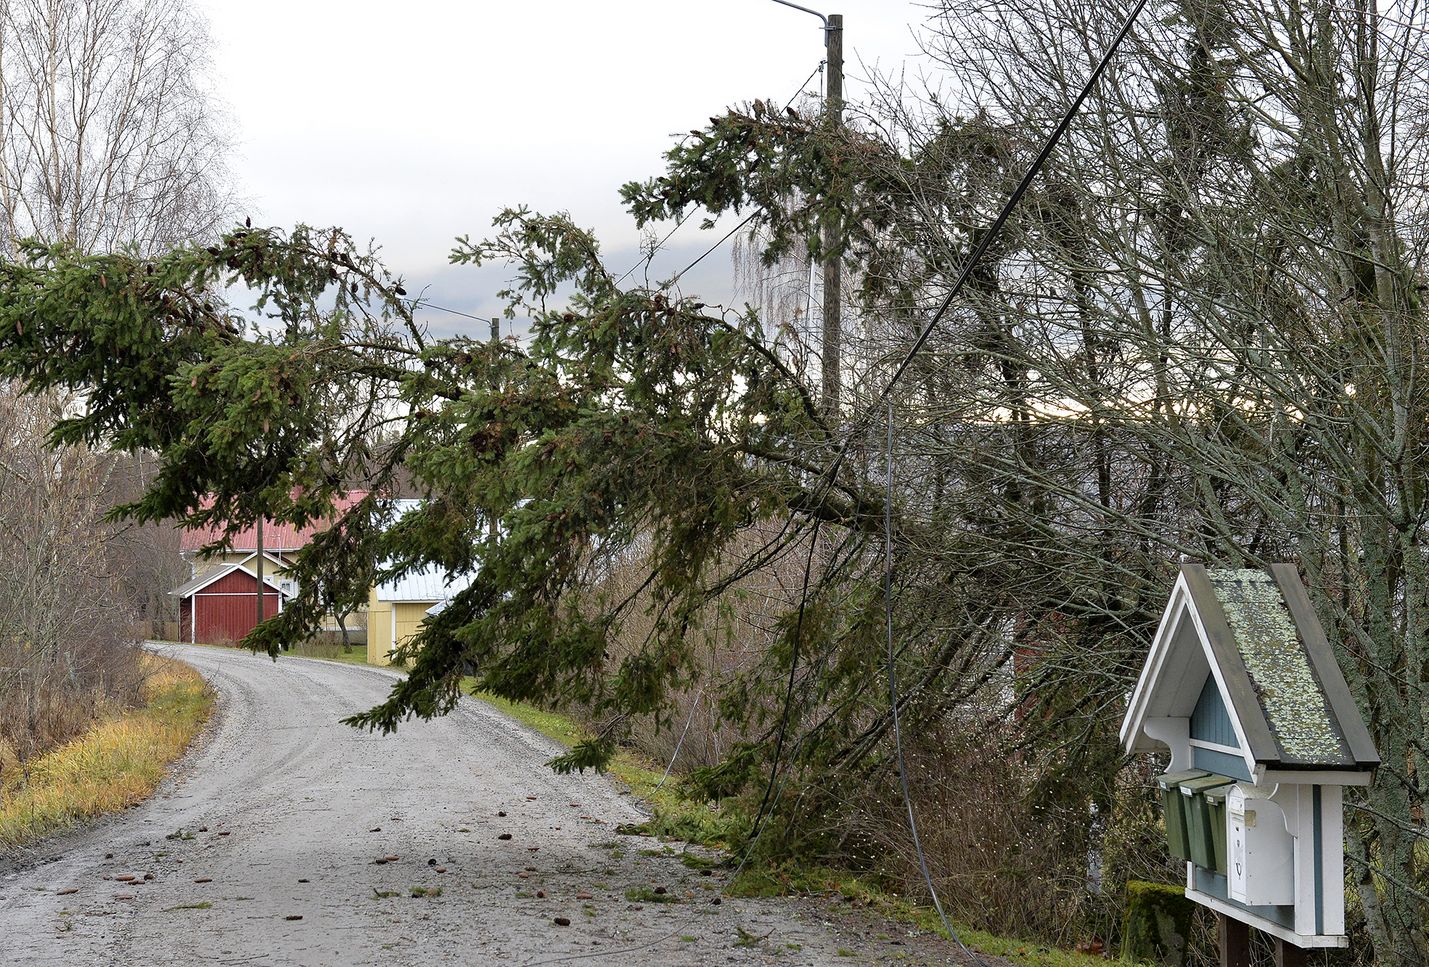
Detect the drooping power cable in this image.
<box><xmin>799</xmin><ymin>0</ymin><xmax>1154</xmax><ymax>504</ymax></box>
<box><xmin>736</xmin><ymin>0</ymin><xmax>1153</xmax><ymax>956</ymax></box>
<box><xmin>530</xmin><ymin>2</ymin><xmax>1152</xmax><ymax>961</ymax></box>
<box><xmin>884</xmin><ymin>401</ymin><xmax>984</xmax><ymax>964</ymax></box>
<box><xmin>621</xmin><ymin>59</ymin><xmax>826</xmax><ymax>290</ymax></box>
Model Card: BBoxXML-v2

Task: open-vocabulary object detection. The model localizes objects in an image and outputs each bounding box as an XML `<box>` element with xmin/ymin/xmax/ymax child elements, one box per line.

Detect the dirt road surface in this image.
<box><xmin>0</xmin><ymin>644</ymin><xmax>974</xmax><ymax>966</ymax></box>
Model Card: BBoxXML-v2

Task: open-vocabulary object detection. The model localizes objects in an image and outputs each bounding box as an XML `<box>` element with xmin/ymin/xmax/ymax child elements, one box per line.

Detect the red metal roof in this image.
<box><xmin>179</xmin><ymin>492</ymin><xmax>368</xmax><ymax>553</ymax></box>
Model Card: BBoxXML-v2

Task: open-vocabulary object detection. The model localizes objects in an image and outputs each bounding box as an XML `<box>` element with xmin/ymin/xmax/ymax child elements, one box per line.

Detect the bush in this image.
<box><xmin>0</xmin><ymin>385</ymin><xmax>144</xmax><ymax>772</ymax></box>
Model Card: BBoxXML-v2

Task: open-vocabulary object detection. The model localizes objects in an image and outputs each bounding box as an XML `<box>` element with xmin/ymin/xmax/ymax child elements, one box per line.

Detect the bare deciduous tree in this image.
<box><xmin>0</xmin><ymin>0</ymin><xmax>233</xmax><ymax>256</ymax></box>
<box><xmin>0</xmin><ymin>0</ymin><xmax>231</xmax><ymax>773</ymax></box>
<box><xmin>0</xmin><ymin>384</ymin><xmax>141</xmax><ymax>775</ymax></box>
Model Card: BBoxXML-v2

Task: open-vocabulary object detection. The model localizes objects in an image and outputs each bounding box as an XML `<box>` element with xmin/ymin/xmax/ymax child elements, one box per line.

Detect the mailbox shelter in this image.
<box><xmin>1120</xmin><ymin>563</ymin><xmax>1378</xmax><ymax>952</ymax></box>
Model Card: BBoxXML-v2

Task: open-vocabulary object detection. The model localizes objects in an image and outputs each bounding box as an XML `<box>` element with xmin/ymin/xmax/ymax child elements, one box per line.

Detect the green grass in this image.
<box><xmin>729</xmin><ymin>865</ymin><xmax>1138</xmax><ymax>967</ymax></box>
<box><xmin>436</xmin><ymin>679</ymin><xmax>1134</xmax><ymax>967</ymax></box>
<box><xmin>283</xmin><ymin>640</ymin><xmax>371</xmax><ymax>665</ymax></box>
<box><xmin>466</xmin><ymin>683</ymin><xmax>742</xmax><ymax>850</ymax></box>
<box><xmin>473</xmin><ymin>691</ymin><xmax>584</xmax><ymax>746</ymax></box>
<box><xmin>624</xmin><ymin>885</ymin><xmax>681</xmax><ymax>904</ymax></box>
<box><xmin>179</xmin><ymin>638</ymin><xmax>372</xmax><ymax>666</ymax></box>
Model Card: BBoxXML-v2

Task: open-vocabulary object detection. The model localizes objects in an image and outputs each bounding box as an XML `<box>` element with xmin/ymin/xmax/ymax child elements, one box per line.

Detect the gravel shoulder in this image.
<box><xmin>0</xmin><ymin>643</ymin><xmax>981</xmax><ymax>966</ymax></box>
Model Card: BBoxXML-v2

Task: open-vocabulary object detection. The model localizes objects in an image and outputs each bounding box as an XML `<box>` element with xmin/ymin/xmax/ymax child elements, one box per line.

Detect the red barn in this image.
<box><xmin>173</xmin><ymin>491</ymin><xmax>369</xmax><ymax>645</ymax></box>
<box><xmin>174</xmin><ymin>563</ymin><xmax>285</xmax><ymax>645</ymax></box>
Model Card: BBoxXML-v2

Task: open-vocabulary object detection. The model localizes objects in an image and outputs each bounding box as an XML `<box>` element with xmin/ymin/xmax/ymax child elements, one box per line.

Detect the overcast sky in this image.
<box><xmin>194</xmin><ymin>0</ymin><xmax>935</xmax><ymax>338</ymax></box>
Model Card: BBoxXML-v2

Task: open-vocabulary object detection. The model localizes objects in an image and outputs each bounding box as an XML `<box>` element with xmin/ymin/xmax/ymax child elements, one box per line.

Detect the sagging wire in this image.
<box><xmin>732</xmin><ymin>0</ymin><xmax>1154</xmax><ymax>955</ymax></box>
<box><xmin>742</xmin><ymin>0</ymin><xmax>1153</xmax><ymax>850</ymax></box>
<box><xmin>529</xmin><ymin>1</ymin><xmax>1152</xmax><ymax>960</ymax></box>
<box><xmin>747</xmin><ymin>513</ymin><xmax>825</xmax><ymax>844</ymax></box>
<box><xmin>884</xmin><ymin>401</ymin><xmax>986</xmax><ymax>965</ymax></box>
<box><xmin>653</xmin><ymin>688</ymin><xmax>704</xmax><ymax>791</ymax></box>
<box><xmin>401</xmin><ymin>297</ymin><xmax>488</xmax><ymax>323</ymax></box>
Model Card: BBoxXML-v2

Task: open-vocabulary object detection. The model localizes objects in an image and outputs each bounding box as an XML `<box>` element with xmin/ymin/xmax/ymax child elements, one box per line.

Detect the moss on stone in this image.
<box><xmin>1122</xmin><ymin>880</ymin><xmax>1193</xmax><ymax>966</ymax></box>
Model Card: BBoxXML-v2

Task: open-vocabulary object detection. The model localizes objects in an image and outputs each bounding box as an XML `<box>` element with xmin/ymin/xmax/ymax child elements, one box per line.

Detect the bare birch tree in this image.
<box><xmin>0</xmin><ymin>0</ymin><xmax>230</xmax><ymax>772</ymax></box>
<box><xmin>0</xmin><ymin>0</ymin><xmax>232</xmax><ymax>256</ymax></box>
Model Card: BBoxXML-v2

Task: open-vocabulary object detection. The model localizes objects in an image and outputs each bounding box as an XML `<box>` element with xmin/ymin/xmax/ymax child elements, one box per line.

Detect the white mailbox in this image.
<box><xmin>1226</xmin><ymin>785</ymin><xmax>1293</xmax><ymax>906</ymax></box>
<box><xmin>1121</xmin><ymin>564</ymin><xmax>1378</xmax><ymax>949</ymax></box>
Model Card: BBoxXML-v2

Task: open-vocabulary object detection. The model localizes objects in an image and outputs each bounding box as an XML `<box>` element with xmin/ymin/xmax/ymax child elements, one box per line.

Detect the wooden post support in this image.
<box><xmin>256</xmin><ymin>515</ymin><xmax>265</xmax><ymax>625</ymax></box>
<box><xmin>1218</xmin><ymin>914</ymin><xmax>1251</xmax><ymax>967</ymax></box>
<box><xmin>1275</xmin><ymin>940</ymin><xmax>1308</xmax><ymax>967</ymax></box>
<box><xmin>820</xmin><ymin>12</ymin><xmax>843</xmax><ymax>415</ymax></box>
<box><xmin>490</xmin><ymin>317</ymin><xmax>500</xmax><ymax>543</ymax></box>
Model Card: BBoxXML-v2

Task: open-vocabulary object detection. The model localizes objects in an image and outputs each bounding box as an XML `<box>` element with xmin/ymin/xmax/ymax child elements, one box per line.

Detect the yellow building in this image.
<box><xmin>365</xmin><ymin>566</ymin><xmax>474</xmax><ymax>666</ymax></box>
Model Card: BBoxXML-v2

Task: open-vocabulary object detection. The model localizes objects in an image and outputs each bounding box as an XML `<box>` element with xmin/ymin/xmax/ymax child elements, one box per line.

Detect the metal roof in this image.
<box><xmin>179</xmin><ymin>492</ymin><xmax>369</xmax><ymax>553</ymax></box>
<box><xmin>374</xmin><ymin>564</ymin><xmax>476</xmax><ymax>603</ymax></box>
<box><xmin>373</xmin><ymin>501</ymin><xmax>476</xmax><ymax>602</ymax></box>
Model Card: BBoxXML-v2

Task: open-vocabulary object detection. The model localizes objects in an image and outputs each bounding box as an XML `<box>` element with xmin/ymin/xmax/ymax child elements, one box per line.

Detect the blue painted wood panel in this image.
<box><xmin>1191</xmin><ymin>673</ymin><xmax>1240</xmax><ymax>748</ymax></box>
<box><xmin>1192</xmin><ymin>867</ymin><xmax>1295</xmax><ymax>929</ymax></box>
<box><xmin>1193</xmin><ymin>745</ymin><xmax>1252</xmax><ymax>781</ymax></box>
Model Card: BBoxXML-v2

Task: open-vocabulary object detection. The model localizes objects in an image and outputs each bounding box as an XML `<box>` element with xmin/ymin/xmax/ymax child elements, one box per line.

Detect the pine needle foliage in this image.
<box><xmin>0</xmin><ymin>212</ymin><xmax>895</xmax><ymax>778</ymax></box>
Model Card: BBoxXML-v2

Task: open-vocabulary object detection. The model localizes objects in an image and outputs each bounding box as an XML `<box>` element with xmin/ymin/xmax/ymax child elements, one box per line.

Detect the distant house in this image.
<box><xmin>172</xmin><ymin>493</ymin><xmax>368</xmax><ymax>645</ymax></box>
<box><xmin>173</xmin><ymin>563</ymin><xmax>286</xmax><ymax>645</ymax></box>
<box><xmin>172</xmin><ymin>493</ymin><xmax>477</xmax><ymax>654</ymax></box>
<box><xmin>366</xmin><ymin>565</ymin><xmax>476</xmax><ymax>666</ymax></box>
<box><xmin>177</xmin><ymin>493</ymin><xmax>369</xmax><ymax>583</ymax></box>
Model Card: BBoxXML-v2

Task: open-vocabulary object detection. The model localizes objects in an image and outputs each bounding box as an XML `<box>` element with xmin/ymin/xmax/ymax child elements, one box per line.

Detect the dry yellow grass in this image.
<box><xmin>0</xmin><ymin>654</ymin><xmax>213</xmax><ymax>850</ymax></box>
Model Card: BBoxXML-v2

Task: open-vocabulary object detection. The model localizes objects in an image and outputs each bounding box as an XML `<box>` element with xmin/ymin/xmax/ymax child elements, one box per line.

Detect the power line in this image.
<box><xmin>402</xmin><ymin>297</ymin><xmax>490</xmax><ymax>324</ymax></box>
<box><xmin>737</xmin><ymin>0</ymin><xmax>1152</xmax><ymax>957</ymax></box>
<box><xmin>883</xmin><ymin>401</ymin><xmax>983</xmax><ymax>964</ymax></box>
<box><xmin>614</xmin><ymin>211</ymin><xmax>691</xmax><ymax>288</ymax></box>
<box><xmin>470</xmin><ymin>1</ymin><xmax>1147</xmax><ymax>959</ymax></box>
<box><xmin>782</xmin><ymin>0</ymin><xmax>1153</xmax><ymax>521</ymax></box>
<box><xmin>867</xmin><ymin>0</ymin><xmax>1151</xmax><ymax>423</ymax></box>
<box><xmin>667</xmin><ymin>211</ymin><xmax>760</xmax><ymax>286</ymax></box>
<box><xmin>405</xmin><ymin>61</ymin><xmax>826</xmax><ymax>327</ymax></box>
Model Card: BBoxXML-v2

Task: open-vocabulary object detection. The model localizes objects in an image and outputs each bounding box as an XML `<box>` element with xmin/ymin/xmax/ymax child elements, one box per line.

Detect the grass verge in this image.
<box><xmin>171</xmin><ymin>638</ymin><xmax>372</xmax><ymax>667</ymax></box>
<box><xmin>281</xmin><ymin>640</ymin><xmax>371</xmax><ymax>665</ymax></box>
<box><xmin>0</xmin><ymin>654</ymin><xmax>214</xmax><ymax>849</ymax></box>
<box><xmin>468</xmin><ymin>686</ymin><xmax>1133</xmax><ymax>967</ymax></box>
<box><xmin>467</xmin><ymin>687</ymin><xmax>744</xmax><ymax>849</ymax></box>
<box><xmin>729</xmin><ymin>865</ymin><xmax>1132</xmax><ymax>967</ymax></box>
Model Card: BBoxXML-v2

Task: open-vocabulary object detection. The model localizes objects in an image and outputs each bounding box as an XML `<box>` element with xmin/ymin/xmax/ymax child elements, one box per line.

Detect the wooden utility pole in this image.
<box><xmin>490</xmin><ymin>317</ymin><xmax>500</xmax><ymax>543</ymax></box>
<box><xmin>821</xmin><ymin>13</ymin><xmax>843</xmax><ymax>415</ymax></box>
<box><xmin>255</xmin><ymin>515</ymin><xmax>265</xmax><ymax>626</ymax></box>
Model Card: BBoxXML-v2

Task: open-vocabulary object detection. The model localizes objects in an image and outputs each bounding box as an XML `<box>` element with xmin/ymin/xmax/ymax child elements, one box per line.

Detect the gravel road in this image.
<box><xmin>0</xmin><ymin>644</ymin><xmax>971</xmax><ymax>966</ymax></box>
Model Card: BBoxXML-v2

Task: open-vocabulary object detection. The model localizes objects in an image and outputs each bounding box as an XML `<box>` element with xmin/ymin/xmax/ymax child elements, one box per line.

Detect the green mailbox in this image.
<box><xmin>1156</xmin><ymin>769</ymin><xmax>1206</xmax><ymax>861</ymax></box>
<box><xmin>1203</xmin><ymin>781</ymin><xmax>1230</xmax><ymax>873</ymax></box>
<box><xmin>1180</xmin><ymin>773</ymin><xmax>1234</xmax><ymax>872</ymax></box>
